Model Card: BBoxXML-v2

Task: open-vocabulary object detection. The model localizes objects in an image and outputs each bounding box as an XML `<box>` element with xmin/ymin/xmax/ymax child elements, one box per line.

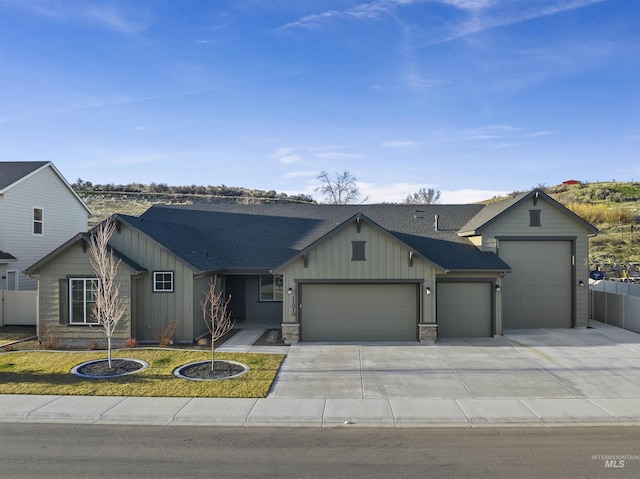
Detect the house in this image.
<box><xmin>25</xmin><ymin>189</ymin><xmax>597</xmax><ymax>345</ymax></box>
<box><xmin>0</xmin><ymin>162</ymin><xmax>91</xmax><ymax>325</ymax></box>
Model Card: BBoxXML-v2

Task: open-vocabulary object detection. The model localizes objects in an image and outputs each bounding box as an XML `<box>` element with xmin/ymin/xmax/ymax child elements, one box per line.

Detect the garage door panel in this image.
<box><xmin>300</xmin><ymin>283</ymin><xmax>417</xmax><ymax>341</ymax></box>
<box><xmin>500</xmin><ymin>241</ymin><xmax>571</xmax><ymax>328</ymax></box>
<box><xmin>437</xmin><ymin>282</ymin><xmax>492</xmax><ymax>338</ymax></box>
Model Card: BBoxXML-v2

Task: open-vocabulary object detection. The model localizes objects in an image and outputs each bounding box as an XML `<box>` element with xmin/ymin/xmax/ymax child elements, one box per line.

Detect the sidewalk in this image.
<box><xmin>2</xmin><ymin>321</ymin><xmax>640</xmax><ymax>427</ymax></box>
<box><xmin>1</xmin><ymin>393</ymin><xmax>639</xmax><ymax>427</ymax></box>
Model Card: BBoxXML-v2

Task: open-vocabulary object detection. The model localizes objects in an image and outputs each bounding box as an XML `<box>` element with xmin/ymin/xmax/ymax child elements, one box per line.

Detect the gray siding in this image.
<box><xmin>109</xmin><ymin>225</ymin><xmax>196</xmax><ymax>342</ymax></box>
<box><xmin>478</xmin><ymin>196</ymin><xmax>591</xmax><ymax>328</ymax></box>
<box><xmin>0</xmin><ymin>165</ymin><xmax>88</xmax><ymax>290</ymax></box>
<box><xmin>280</xmin><ymin>221</ymin><xmax>436</xmax><ymax>326</ymax></box>
<box><xmin>36</xmin><ymin>242</ymin><xmax>132</xmax><ymax>346</ymax></box>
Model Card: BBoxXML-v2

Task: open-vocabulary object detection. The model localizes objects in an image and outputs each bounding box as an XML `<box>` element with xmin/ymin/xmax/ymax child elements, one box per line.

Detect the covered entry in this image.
<box><xmin>299</xmin><ymin>283</ymin><xmax>419</xmax><ymax>341</ymax></box>
<box><xmin>499</xmin><ymin>240</ymin><xmax>572</xmax><ymax>328</ymax></box>
<box><xmin>436</xmin><ymin>282</ymin><xmax>493</xmax><ymax>338</ymax></box>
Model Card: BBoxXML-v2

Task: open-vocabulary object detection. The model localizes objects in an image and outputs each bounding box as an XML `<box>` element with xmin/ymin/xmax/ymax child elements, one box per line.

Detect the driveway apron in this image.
<box><xmin>268</xmin><ymin>322</ymin><xmax>640</xmax><ymax>400</ymax></box>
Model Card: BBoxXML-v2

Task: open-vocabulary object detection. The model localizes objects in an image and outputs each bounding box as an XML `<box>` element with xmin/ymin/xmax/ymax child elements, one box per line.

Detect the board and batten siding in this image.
<box><xmin>280</xmin><ymin>221</ymin><xmax>437</xmax><ymax>325</ymax></box>
<box><xmin>477</xmin><ymin>197</ymin><xmax>592</xmax><ymax>328</ymax></box>
<box><xmin>1</xmin><ymin>165</ymin><xmax>89</xmax><ymax>291</ymax></box>
<box><xmin>36</xmin><ymin>243</ymin><xmax>132</xmax><ymax>346</ymax></box>
<box><xmin>109</xmin><ymin>224</ymin><xmax>196</xmax><ymax>342</ymax></box>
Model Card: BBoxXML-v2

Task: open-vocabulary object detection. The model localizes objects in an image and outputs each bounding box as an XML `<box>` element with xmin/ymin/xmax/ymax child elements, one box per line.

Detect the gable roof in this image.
<box><xmin>0</xmin><ymin>161</ymin><xmax>92</xmax><ymax>215</ymax></box>
<box><xmin>0</xmin><ymin>250</ymin><xmax>17</xmax><ymax>262</ymax></box>
<box><xmin>25</xmin><ymin>232</ymin><xmax>147</xmax><ymax>276</ymax></box>
<box><xmin>0</xmin><ymin>161</ymin><xmax>48</xmax><ymax>191</ymax></box>
<box><xmin>137</xmin><ymin>203</ymin><xmax>511</xmax><ymax>273</ymax></box>
<box><xmin>458</xmin><ymin>188</ymin><xmax>599</xmax><ymax>236</ymax></box>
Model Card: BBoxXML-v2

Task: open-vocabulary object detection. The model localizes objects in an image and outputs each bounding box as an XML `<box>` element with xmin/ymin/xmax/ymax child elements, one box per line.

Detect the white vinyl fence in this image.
<box><xmin>590</xmin><ymin>280</ymin><xmax>640</xmax><ymax>334</ymax></box>
<box><xmin>0</xmin><ymin>290</ymin><xmax>37</xmax><ymax>326</ymax></box>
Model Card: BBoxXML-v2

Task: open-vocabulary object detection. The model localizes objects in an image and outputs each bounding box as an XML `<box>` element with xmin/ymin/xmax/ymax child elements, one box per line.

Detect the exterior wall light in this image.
<box><xmin>425</xmin><ymin>287</ymin><xmax>431</xmax><ymax>295</ymax></box>
<box><xmin>579</xmin><ymin>281</ymin><xmax>585</xmax><ymax>287</ymax></box>
<box><xmin>495</xmin><ymin>284</ymin><xmax>501</xmax><ymax>292</ymax></box>
<box><xmin>287</xmin><ymin>287</ymin><xmax>293</xmax><ymax>295</ymax></box>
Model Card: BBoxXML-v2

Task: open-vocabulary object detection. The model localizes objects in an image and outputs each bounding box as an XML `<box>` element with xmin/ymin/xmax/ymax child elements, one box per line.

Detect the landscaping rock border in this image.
<box><xmin>174</xmin><ymin>359</ymin><xmax>249</xmax><ymax>381</ymax></box>
<box><xmin>71</xmin><ymin>358</ymin><xmax>149</xmax><ymax>378</ymax></box>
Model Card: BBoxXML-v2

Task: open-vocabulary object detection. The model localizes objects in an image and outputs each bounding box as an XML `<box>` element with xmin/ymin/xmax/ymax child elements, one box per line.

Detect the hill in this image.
<box><xmin>543</xmin><ymin>182</ymin><xmax>640</xmax><ymax>272</ymax></box>
<box><xmin>75</xmin><ymin>180</ymin><xmax>640</xmax><ymax>272</ymax></box>
<box><xmin>73</xmin><ymin>180</ymin><xmax>315</xmax><ymax>228</ymax></box>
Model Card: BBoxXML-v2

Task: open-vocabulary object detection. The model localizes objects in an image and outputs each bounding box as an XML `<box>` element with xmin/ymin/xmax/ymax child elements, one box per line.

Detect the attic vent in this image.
<box><xmin>434</xmin><ymin>214</ymin><xmax>440</xmax><ymax>232</ymax></box>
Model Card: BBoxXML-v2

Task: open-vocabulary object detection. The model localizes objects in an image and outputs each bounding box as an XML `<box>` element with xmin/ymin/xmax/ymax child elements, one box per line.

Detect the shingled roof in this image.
<box><xmin>458</xmin><ymin>189</ymin><xmax>598</xmax><ymax>236</ymax></box>
<box><xmin>0</xmin><ymin>161</ymin><xmax>48</xmax><ymax>191</ymax></box>
<box><xmin>135</xmin><ymin>203</ymin><xmax>511</xmax><ymax>273</ymax></box>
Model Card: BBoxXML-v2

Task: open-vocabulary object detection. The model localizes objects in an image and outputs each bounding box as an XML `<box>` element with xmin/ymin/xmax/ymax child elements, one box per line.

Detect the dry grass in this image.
<box><xmin>564</xmin><ymin>202</ymin><xmax>636</xmax><ymax>225</ymax></box>
<box><xmin>0</xmin><ymin>349</ymin><xmax>285</xmax><ymax>398</ymax></box>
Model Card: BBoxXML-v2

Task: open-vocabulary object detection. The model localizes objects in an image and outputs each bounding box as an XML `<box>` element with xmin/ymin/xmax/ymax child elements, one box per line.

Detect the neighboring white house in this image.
<box><xmin>0</xmin><ymin>161</ymin><xmax>91</xmax><ymax>325</ymax></box>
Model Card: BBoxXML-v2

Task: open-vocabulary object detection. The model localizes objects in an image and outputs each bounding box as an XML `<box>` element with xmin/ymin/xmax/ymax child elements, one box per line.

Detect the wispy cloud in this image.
<box><xmin>430</xmin><ymin>0</ymin><xmax>610</xmax><ymax>45</ymax></box>
<box><xmin>0</xmin><ymin>0</ymin><xmax>147</xmax><ymax>34</ymax></box>
<box><xmin>279</xmin><ymin>0</ymin><xmax>610</xmax><ymax>46</ymax></box>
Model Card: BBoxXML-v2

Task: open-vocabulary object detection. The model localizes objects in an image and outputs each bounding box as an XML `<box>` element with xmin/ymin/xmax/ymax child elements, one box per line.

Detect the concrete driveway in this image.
<box><xmin>268</xmin><ymin>321</ymin><xmax>640</xmax><ymax>400</ymax></box>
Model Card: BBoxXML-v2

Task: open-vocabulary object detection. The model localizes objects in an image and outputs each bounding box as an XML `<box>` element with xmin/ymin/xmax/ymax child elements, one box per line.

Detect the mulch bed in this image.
<box><xmin>178</xmin><ymin>360</ymin><xmax>246</xmax><ymax>380</ymax></box>
<box><xmin>253</xmin><ymin>328</ymin><xmax>285</xmax><ymax>346</ymax></box>
<box><xmin>76</xmin><ymin>359</ymin><xmax>145</xmax><ymax>377</ymax></box>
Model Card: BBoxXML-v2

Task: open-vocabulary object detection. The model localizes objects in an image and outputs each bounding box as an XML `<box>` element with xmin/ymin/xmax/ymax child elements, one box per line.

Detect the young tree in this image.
<box><xmin>88</xmin><ymin>218</ymin><xmax>126</xmax><ymax>368</ymax></box>
<box><xmin>316</xmin><ymin>170</ymin><xmax>369</xmax><ymax>204</ymax></box>
<box><xmin>202</xmin><ymin>277</ymin><xmax>235</xmax><ymax>370</ymax></box>
<box><xmin>404</xmin><ymin>187</ymin><xmax>441</xmax><ymax>204</ymax></box>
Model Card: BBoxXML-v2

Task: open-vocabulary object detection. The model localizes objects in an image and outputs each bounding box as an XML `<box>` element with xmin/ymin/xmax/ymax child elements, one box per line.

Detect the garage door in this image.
<box><xmin>499</xmin><ymin>240</ymin><xmax>572</xmax><ymax>328</ymax></box>
<box><xmin>437</xmin><ymin>282</ymin><xmax>492</xmax><ymax>338</ymax></box>
<box><xmin>300</xmin><ymin>283</ymin><xmax>418</xmax><ymax>341</ymax></box>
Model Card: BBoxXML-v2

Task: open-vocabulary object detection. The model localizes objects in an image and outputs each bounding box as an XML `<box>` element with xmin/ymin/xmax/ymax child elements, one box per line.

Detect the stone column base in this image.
<box><xmin>418</xmin><ymin>323</ymin><xmax>437</xmax><ymax>343</ymax></box>
<box><xmin>282</xmin><ymin>323</ymin><xmax>300</xmax><ymax>345</ymax></box>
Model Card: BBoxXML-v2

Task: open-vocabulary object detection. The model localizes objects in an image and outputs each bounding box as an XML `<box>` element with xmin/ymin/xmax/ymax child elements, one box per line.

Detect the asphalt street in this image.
<box><xmin>1</xmin><ymin>423</ymin><xmax>639</xmax><ymax>479</ymax></box>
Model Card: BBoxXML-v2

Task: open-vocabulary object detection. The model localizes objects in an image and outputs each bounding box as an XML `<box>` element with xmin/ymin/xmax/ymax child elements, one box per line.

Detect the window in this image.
<box><xmin>69</xmin><ymin>278</ymin><xmax>99</xmax><ymax>324</ymax></box>
<box><xmin>529</xmin><ymin>210</ymin><xmax>541</xmax><ymax>227</ymax></box>
<box><xmin>154</xmin><ymin>271</ymin><xmax>174</xmax><ymax>292</ymax></box>
<box><xmin>352</xmin><ymin>241</ymin><xmax>366</xmax><ymax>261</ymax></box>
<box><xmin>33</xmin><ymin>207</ymin><xmax>43</xmax><ymax>235</ymax></box>
<box><xmin>260</xmin><ymin>275</ymin><xmax>283</xmax><ymax>301</ymax></box>
<box><xmin>6</xmin><ymin>270</ymin><xmax>18</xmax><ymax>291</ymax></box>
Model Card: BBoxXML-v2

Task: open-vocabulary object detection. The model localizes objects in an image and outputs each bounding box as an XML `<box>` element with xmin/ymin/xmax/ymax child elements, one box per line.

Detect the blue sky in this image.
<box><xmin>1</xmin><ymin>0</ymin><xmax>638</xmax><ymax>203</ymax></box>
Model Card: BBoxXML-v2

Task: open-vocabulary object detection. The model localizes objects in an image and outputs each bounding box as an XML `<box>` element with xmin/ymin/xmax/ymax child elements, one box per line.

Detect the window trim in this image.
<box><xmin>6</xmin><ymin>270</ymin><xmax>18</xmax><ymax>291</ymax></box>
<box><xmin>259</xmin><ymin>274</ymin><xmax>283</xmax><ymax>302</ymax></box>
<box><xmin>33</xmin><ymin>207</ymin><xmax>44</xmax><ymax>235</ymax></box>
<box><xmin>69</xmin><ymin>277</ymin><xmax>99</xmax><ymax>325</ymax></box>
<box><xmin>153</xmin><ymin>271</ymin><xmax>175</xmax><ymax>293</ymax></box>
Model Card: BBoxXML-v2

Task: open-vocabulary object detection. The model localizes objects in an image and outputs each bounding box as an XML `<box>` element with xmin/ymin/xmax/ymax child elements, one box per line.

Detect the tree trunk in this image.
<box><xmin>108</xmin><ymin>336</ymin><xmax>112</xmax><ymax>368</ymax></box>
<box><xmin>211</xmin><ymin>338</ymin><xmax>215</xmax><ymax>371</ymax></box>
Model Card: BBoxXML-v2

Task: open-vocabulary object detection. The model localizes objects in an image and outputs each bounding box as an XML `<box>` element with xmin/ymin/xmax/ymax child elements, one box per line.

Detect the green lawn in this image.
<box><xmin>0</xmin><ymin>349</ymin><xmax>285</xmax><ymax>398</ymax></box>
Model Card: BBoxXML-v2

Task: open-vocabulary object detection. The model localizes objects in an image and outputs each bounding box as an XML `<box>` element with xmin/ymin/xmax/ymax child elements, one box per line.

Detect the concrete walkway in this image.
<box><xmin>1</xmin><ymin>321</ymin><xmax>640</xmax><ymax>427</ymax></box>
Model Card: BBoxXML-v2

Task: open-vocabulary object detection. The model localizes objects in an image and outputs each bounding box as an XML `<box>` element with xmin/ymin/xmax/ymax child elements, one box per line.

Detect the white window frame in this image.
<box><xmin>153</xmin><ymin>271</ymin><xmax>174</xmax><ymax>292</ymax></box>
<box><xmin>33</xmin><ymin>207</ymin><xmax>44</xmax><ymax>235</ymax></box>
<box><xmin>69</xmin><ymin>278</ymin><xmax>100</xmax><ymax>325</ymax></box>
<box><xmin>259</xmin><ymin>275</ymin><xmax>283</xmax><ymax>302</ymax></box>
<box><xmin>6</xmin><ymin>270</ymin><xmax>18</xmax><ymax>291</ymax></box>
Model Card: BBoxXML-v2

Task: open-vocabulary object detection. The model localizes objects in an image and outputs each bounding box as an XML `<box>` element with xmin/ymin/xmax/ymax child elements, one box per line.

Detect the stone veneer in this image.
<box><xmin>281</xmin><ymin>323</ymin><xmax>300</xmax><ymax>345</ymax></box>
<box><xmin>419</xmin><ymin>323</ymin><xmax>437</xmax><ymax>343</ymax></box>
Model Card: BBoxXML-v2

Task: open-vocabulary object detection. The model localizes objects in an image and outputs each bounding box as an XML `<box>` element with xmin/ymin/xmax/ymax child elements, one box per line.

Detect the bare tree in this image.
<box><xmin>316</xmin><ymin>170</ymin><xmax>368</xmax><ymax>204</ymax></box>
<box><xmin>202</xmin><ymin>276</ymin><xmax>235</xmax><ymax>370</ymax></box>
<box><xmin>88</xmin><ymin>219</ymin><xmax>126</xmax><ymax>368</ymax></box>
<box><xmin>404</xmin><ymin>187</ymin><xmax>441</xmax><ymax>205</ymax></box>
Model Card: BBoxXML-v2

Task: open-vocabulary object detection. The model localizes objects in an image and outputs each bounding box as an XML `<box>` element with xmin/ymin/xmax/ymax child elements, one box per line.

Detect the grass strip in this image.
<box><xmin>0</xmin><ymin>349</ymin><xmax>285</xmax><ymax>398</ymax></box>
